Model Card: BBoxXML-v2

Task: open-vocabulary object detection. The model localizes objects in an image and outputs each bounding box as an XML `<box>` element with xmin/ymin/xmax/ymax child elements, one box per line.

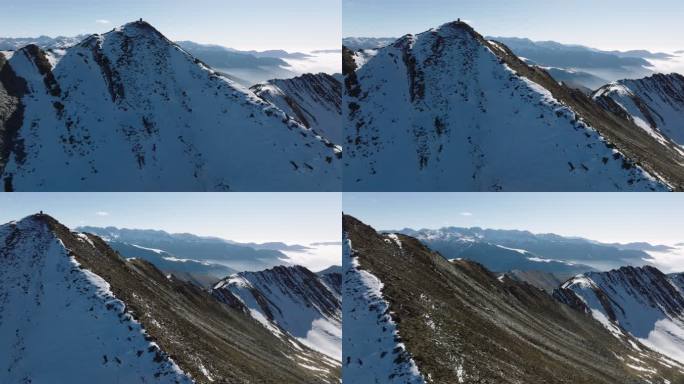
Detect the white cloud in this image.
<box><xmin>95</xmin><ymin>19</ymin><xmax>111</xmax><ymax>24</ymax></box>
<box><xmin>460</xmin><ymin>212</ymin><xmax>473</xmax><ymax>216</ymax></box>
<box><xmin>95</xmin><ymin>211</ymin><xmax>109</xmax><ymax>216</ymax></box>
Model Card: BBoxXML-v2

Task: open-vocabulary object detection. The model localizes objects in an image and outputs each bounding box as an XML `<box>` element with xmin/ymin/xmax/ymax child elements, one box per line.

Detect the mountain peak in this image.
<box><xmin>118</xmin><ymin>19</ymin><xmax>167</xmax><ymax>40</ymax></box>
<box><xmin>435</xmin><ymin>19</ymin><xmax>479</xmax><ymax>37</ymax></box>
<box><xmin>12</xmin><ymin>212</ymin><xmax>58</xmax><ymax>228</ymax></box>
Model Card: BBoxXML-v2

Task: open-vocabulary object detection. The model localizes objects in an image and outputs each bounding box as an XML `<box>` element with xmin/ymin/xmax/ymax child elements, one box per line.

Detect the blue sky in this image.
<box><xmin>343</xmin><ymin>0</ymin><xmax>684</xmax><ymax>52</ymax></box>
<box><xmin>1</xmin><ymin>0</ymin><xmax>341</xmax><ymax>51</ymax></box>
<box><xmin>344</xmin><ymin>193</ymin><xmax>684</xmax><ymax>245</ymax></box>
<box><xmin>0</xmin><ymin>193</ymin><xmax>341</xmax><ymax>244</ymax></box>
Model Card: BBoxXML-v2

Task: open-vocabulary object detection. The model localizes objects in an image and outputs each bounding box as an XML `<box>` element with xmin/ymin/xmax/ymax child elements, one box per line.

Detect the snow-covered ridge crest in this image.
<box><xmin>342</xmin><ymin>235</ymin><xmax>425</xmax><ymax>383</ymax></box>
<box><xmin>0</xmin><ymin>215</ymin><xmax>192</xmax><ymax>383</ymax></box>
<box><xmin>1</xmin><ymin>20</ymin><xmax>341</xmax><ymax>191</ymax></box>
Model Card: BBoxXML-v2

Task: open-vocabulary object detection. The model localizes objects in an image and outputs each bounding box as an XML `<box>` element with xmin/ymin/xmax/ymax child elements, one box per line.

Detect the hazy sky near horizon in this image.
<box><xmin>0</xmin><ymin>193</ymin><xmax>341</xmax><ymax>245</ymax></box>
<box><xmin>344</xmin><ymin>193</ymin><xmax>684</xmax><ymax>245</ymax></box>
<box><xmin>0</xmin><ymin>0</ymin><xmax>341</xmax><ymax>51</ymax></box>
<box><xmin>343</xmin><ymin>0</ymin><xmax>684</xmax><ymax>52</ymax></box>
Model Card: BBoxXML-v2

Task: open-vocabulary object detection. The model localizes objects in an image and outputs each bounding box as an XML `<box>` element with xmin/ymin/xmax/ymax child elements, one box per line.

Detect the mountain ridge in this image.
<box><xmin>0</xmin><ymin>213</ymin><xmax>339</xmax><ymax>383</ymax></box>
<box><xmin>343</xmin><ymin>214</ymin><xmax>684</xmax><ymax>383</ymax></box>
<box><xmin>0</xmin><ymin>20</ymin><xmax>341</xmax><ymax>191</ymax></box>
<box><xmin>344</xmin><ymin>21</ymin><xmax>684</xmax><ymax>191</ymax></box>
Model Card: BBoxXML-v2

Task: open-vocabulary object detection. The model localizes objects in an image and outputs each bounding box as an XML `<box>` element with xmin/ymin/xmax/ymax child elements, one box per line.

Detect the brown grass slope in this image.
<box><xmin>39</xmin><ymin>214</ymin><xmax>339</xmax><ymax>384</ymax></box>
<box><xmin>343</xmin><ymin>214</ymin><xmax>684</xmax><ymax>384</ymax></box>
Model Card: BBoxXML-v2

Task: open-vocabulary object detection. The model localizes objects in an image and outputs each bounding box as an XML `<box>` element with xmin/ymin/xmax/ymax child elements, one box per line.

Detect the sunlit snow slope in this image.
<box><xmin>593</xmin><ymin>74</ymin><xmax>684</xmax><ymax>146</ymax></box>
<box><xmin>0</xmin><ymin>20</ymin><xmax>340</xmax><ymax>191</ymax></box>
<box><xmin>556</xmin><ymin>266</ymin><xmax>684</xmax><ymax>364</ymax></box>
<box><xmin>251</xmin><ymin>73</ymin><xmax>342</xmax><ymax>144</ymax></box>
<box><xmin>344</xmin><ymin>21</ymin><xmax>668</xmax><ymax>191</ymax></box>
<box><xmin>342</xmin><ymin>235</ymin><xmax>425</xmax><ymax>384</ymax></box>
<box><xmin>213</xmin><ymin>265</ymin><xmax>342</xmax><ymax>361</ymax></box>
<box><xmin>0</xmin><ymin>216</ymin><xmax>192</xmax><ymax>383</ymax></box>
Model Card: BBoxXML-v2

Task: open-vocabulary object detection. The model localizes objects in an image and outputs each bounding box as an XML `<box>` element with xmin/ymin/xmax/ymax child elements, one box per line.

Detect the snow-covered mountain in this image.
<box><xmin>555</xmin><ymin>266</ymin><xmax>684</xmax><ymax>364</ymax></box>
<box><xmin>251</xmin><ymin>73</ymin><xmax>342</xmax><ymax>143</ymax></box>
<box><xmin>105</xmin><ymin>241</ymin><xmax>235</xmax><ymax>288</ymax></box>
<box><xmin>0</xmin><ymin>215</ymin><xmax>192</xmax><ymax>383</ymax></box>
<box><xmin>344</xmin><ymin>214</ymin><xmax>684</xmax><ymax>383</ymax></box>
<box><xmin>344</xmin><ymin>20</ymin><xmax>684</xmax><ymax>191</ymax></box>
<box><xmin>212</xmin><ymin>265</ymin><xmax>342</xmax><ymax>361</ymax></box>
<box><xmin>0</xmin><ymin>20</ymin><xmax>341</xmax><ymax>191</ymax></box>
<box><xmin>0</xmin><ymin>214</ymin><xmax>340</xmax><ymax>383</ymax></box>
<box><xmin>593</xmin><ymin>74</ymin><xmax>684</xmax><ymax>146</ymax></box>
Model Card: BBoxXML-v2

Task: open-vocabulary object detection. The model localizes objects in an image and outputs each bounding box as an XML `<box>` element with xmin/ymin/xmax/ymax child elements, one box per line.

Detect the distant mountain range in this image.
<box><xmin>0</xmin><ymin>35</ymin><xmax>88</xmax><ymax>50</ymax></box>
<box><xmin>77</xmin><ymin>226</ymin><xmax>302</xmax><ymax>273</ymax></box>
<box><xmin>342</xmin><ymin>37</ymin><xmax>398</xmax><ymax>51</ymax></box>
<box><xmin>394</xmin><ymin>226</ymin><xmax>669</xmax><ymax>276</ymax></box>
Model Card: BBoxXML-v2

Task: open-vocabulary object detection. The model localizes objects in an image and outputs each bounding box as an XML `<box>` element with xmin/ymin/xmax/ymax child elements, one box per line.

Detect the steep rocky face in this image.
<box><xmin>251</xmin><ymin>73</ymin><xmax>342</xmax><ymax>144</ymax></box>
<box><xmin>212</xmin><ymin>265</ymin><xmax>342</xmax><ymax>361</ymax></box>
<box><xmin>0</xmin><ymin>21</ymin><xmax>341</xmax><ymax>191</ymax></box>
<box><xmin>0</xmin><ymin>214</ymin><xmax>339</xmax><ymax>383</ymax></box>
<box><xmin>593</xmin><ymin>74</ymin><xmax>684</xmax><ymax>146</ymax></box>
<box><xmin>343</xmin><ymin>214</ymin><xmax>684</xmax><ymax>384</ymax></box>
<box><xmin>344</xmin><ymin>20</ymin><xmax>684</xmax><ymax>191</ymax></box>
<box><xmin>555</xmin><ymin>266</ymin><xmax>684</xmax><ymax>364</ymax></box>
